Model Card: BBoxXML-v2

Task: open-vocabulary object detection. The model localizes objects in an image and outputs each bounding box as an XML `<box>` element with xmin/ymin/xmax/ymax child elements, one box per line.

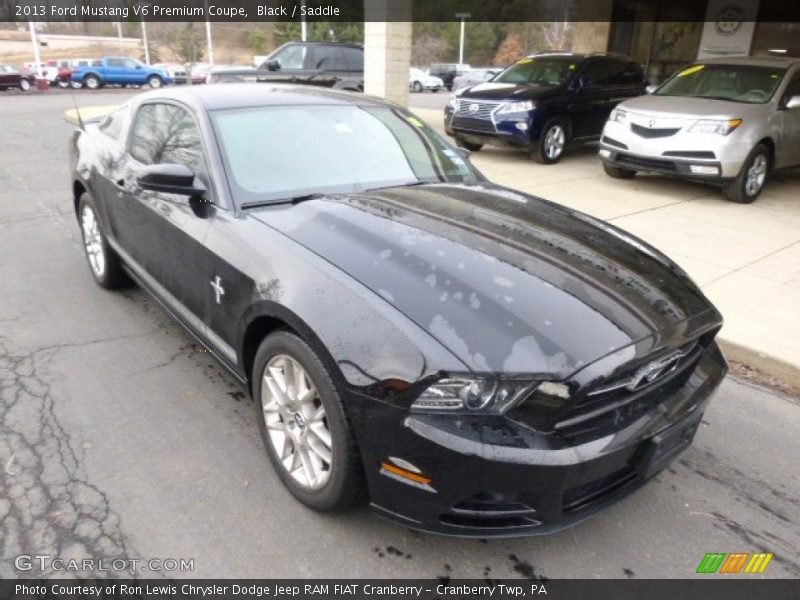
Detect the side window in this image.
<box><xmin>130</xmin><ymin>103</ymin><xmax>208</xmax><ymax>184</ymax></box>
<box><xmin>580</xmin><ymin>60</ymin><xmax>607</xmax><ymax>87</ymax></box>
<box><xmin>123</xmin><ymin>59</ymin><xmax>138</xmax><ymax>69</ymax></box>
<box><xmin>273</xmin><ymin>44</ymin><xmax>307</xmax><ymax>70</ymax></box>
<box><xmin>607</xmin><ymin>60</ymin><xmax>642</xmax><ymax>85</ymax></box>
<box><xmin>341</xmin><ymin>47</ymin><xmax>363</xmax><ymax>71</ymax></box>
<box><xmin>106</xmin><ymin>58</ymin><xmax>124</xmax><ymax>68</ymax></box>
<box><xmin>783</xmin><ymin>77</ymin><xmax>800</xmax><ymax>105</ymax></box>
<box><xmin>98</xmin><ymin>105</ymin><xmax>127</xmax><ymax>140</ymax></box>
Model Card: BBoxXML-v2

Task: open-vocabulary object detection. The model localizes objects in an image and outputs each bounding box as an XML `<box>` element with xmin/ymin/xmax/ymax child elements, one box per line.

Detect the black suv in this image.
<box><xmin>430</xmin><ymin>63</ymin><xmax>471</xmax><ymax>90</ymax></box>
<box><xmin>444</xmin><ymin>53</ymin><xmax>646</xmax><ymax>163</ymax></box>
<box><xmin>208</xmin><ymin>41</ymin><xmax>364</xmax><ymax>91</ymax></box>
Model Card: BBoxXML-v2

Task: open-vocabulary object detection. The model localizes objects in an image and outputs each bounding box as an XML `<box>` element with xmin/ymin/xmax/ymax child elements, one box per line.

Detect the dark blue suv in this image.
<box><xmin>444</xmin><ymin>52</ymin><xmax>646</xmax><ymax>164</ymax></box>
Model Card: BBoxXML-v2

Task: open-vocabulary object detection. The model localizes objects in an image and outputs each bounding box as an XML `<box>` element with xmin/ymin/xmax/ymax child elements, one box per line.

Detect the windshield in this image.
<box><xmin>656</xmin><ymin>64</ymin><xmax>786</xmax><ymax>104</ymax></box>
<box><xmin>212</xmin><ymin>105</ymin><xmax>478</xmax><ymax>204</ymax></box>
<box><xmin>493</xmin><ymin>56</ymin><xmax>576</xmax><ymax>86</ymax></box>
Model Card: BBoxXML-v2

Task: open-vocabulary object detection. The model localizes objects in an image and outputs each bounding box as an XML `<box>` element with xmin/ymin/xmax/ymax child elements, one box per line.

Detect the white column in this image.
<box><xmin>364</xmin><ymin>0</ymin><xmax>412</xmax><ymax>106</ymax></box>
<box><xmin>28</xmin><ymin>22</ymin><xmax>43</xmax><ymax>79</ymax></box>
<box><xmin>141</xmin><ymin>21</ymin><xmax>150</xmax><ymax>65</ymax></box>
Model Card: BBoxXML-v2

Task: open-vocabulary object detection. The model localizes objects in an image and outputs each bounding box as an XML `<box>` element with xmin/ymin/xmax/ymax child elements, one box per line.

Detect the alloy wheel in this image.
<box><xmin>544</xmin><ymin>124</ymin><xmax>565</xmax><ymax>159</ymax></box>
<box><xmin>149</xmin><ymin>77</ymin><xmax>162</xmax><ymax>88</ymax></box>
<box><xmin>85</xmin><ymin>76</ymin><xmax>99</xmax><ymax>90</ymax></box>
<box><xmin>20</xmin><ymin>79</ymin><xmax>30</xmax><ymax>91</ymax></box>
<box><xmin>81</xmin><ymin>204</ymin><xmax>106</xmax><ymax>277</ymax></box>
<box><xmin>745</xmin><ymin>154</ymin><xmax>767</xmax><ymax>196</ymax></box>
<box><xmin>261</xmin><ymin>354</ymin><xmax>332</xmax><ymax>490</ymax></box>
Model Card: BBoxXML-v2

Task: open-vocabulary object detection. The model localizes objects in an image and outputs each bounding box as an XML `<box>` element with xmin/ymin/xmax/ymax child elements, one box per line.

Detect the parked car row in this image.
<box><xmin>445</xmin><ymin>52</ymin><xmax>800</xmax><ymax>203</ymax></box>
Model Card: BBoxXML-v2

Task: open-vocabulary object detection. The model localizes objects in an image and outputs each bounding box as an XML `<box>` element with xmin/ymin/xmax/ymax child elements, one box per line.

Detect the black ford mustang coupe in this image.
<box><xmin>71</xmin><ymin>85</ymin><xmax>726</xmax><ymax>537</ymax></box>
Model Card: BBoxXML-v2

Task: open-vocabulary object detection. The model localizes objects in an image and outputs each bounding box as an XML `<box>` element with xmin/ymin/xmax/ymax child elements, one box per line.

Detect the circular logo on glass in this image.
<box><xmin>716</xmin><ymin>5</ymin><xmax>744</xmax><ymax>36</ymax></box>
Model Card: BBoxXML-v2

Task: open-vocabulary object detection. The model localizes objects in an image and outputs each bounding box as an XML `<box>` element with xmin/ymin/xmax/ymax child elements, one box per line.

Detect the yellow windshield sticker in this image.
<box><xmin>568</xmin><ymin>64</ymin><xmax>576</xmax><ymax>70</ymax></box>
<box><xmin>405</xmin><ymin>116</ymin><xmax>424</xmax><ymax>127</ymax></box>
<box><xmin>517</xmin><ymin>58</ymin><xmax>533</xmax><ymax>64</ymax></box>
<box><xmin>678</xmin><ymin>65</ymin><xmax>705</xmax><ymax>77</ymax></box>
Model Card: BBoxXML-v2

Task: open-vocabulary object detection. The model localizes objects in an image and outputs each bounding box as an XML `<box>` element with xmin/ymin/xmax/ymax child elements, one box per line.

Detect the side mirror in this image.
<box><xmin>138</xmin><ymin>163</ymin><xmax>206</xmax><ymax>198</ymax></box>
<box><xmin>645</xmin><ymin>84</ymin><xmax>658</xmax><ymax>94</ymax></box>
<box><xmin>266</xmin><ymin>59</ymin><xmax>280</xmax><ymax>71</ymax></box>
<box><xmin>136</xmin><ymin>65</ymin><xmax>142</xmax><ymax>70</ymax></box>
<box><xmin>572</xmin><ymin>75</ymin><xmax>587</xmax><ymax>93</ymax></box>
<box><xmin>785</xmin><ymin>95</ymin><xmax>800</xmax><ymax>110</ymax></box>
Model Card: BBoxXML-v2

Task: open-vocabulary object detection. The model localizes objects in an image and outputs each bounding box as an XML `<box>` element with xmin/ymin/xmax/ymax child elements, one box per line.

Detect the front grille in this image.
<box><xmin>631</xmin><ymin>123</ymin><xmax>680</xmax><ymax>138</ymax></box>
<box><xmin>440</xmin><ymin>494</ymin><xmax>540</xmax><ymax>530</ymax></box>
<box><xmin>601</xmin><ymin>135</ymin><xmax>628</xmax><ymax>149</ymax></box>
<box><xmin>562</xmin><ymin>467</ymin><xmax>637</xmax><ymax>513</ymax></box>
<box><xmin>616</xmin><ymin>153</ymin><xmax>677</xmax><ymax>172</ymax></box>
<box><xmin>451</xmin><ymin>116</ymin><xmax>496</xmax><ymax>133</ymax></box>
<box><xmin>555</xmin><ymin>339</ymin><xmax>706</xmax><ymax>443</ymax></box>
<box><xmin>663</xmin><ymin>150</ymin><xmax>717</xmax><ymax>159</ymax></box>
<box><xmin>454</xmin><ymin>99</ymin><xmax>500</xmax><ymax>119</ymax></box>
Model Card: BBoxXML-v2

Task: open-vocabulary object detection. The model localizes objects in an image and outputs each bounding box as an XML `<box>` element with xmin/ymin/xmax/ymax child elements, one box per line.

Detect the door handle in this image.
<box><xmin>115</xmin><ymin>178</ymin><xmax>125</xmax><ymax>189</ymax></box>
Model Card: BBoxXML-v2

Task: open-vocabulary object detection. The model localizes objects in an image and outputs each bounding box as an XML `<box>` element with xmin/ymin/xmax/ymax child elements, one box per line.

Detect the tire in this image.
<box><xmin>253</xmin><ymin>331</ymin><xmax>365</xmax><ymax>512</ymax></box>
<box><xmin>147</xmin><ymin>75</ymin><xmax>163</xmax><ymax>89</ymax></box>
<box><xmin>84</xmin><ymin>75</ymin><xmax>101</xmax><ymax>90</ymax></box>
<box><xmin>533</xmin><ymin>119</ymin><xmax>568</xmax><ymax>164</ymax></box>
<box><xmin>722</xmin><ymin>144</ymin><xmax>770</xmax><ymax>204</ymax></box>
<box><xmin>432</xmin><ymin>88</ymin><xmax>439</xmax><ymax>93</ymax></box>
<box><xmin>455</xmin><ymin>138</ymin><xmax>484</xmax><ymax>152</ymax></box>
<box><xmin>57</xmin><ymin>79</ymin><xmax>69</xmax><ymax>89</ymax></box>
<box><xmin>603</xmin><ymin>162</ymin><xmax>637</xmax><ymax>179</ymax></box>
<box><xmin>19</xmin><ymin>78</ymin><xmax>31</xmax><ymax>92</ymax></box>
<box><xmin>78</xmin><ymin>193</ymin><xmax>128</xmax><ymax>289</ymax></box>
<box><xmin>71</xmin><ymin>80</ymin><xmax>83</xmax><ymax>89</ymax></box>
<box><xmin>412</xmin><ymin>81</ymin><xmax>423</xmax><ymax>93</ymax></box>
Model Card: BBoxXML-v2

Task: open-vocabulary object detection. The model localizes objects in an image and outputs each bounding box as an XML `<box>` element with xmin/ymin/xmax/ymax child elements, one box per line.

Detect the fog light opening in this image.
<box><xmin>689</xmin><ymin>164</ymin><xmax>720</xmax><ymax>175</ymax></box>
<box><xmin>514</xmin><ymin>122</ymin><xmax>529</xmax><ymax>131</ymax></box>
<box><xmin>598</xmin><ymin>148</ymin><xmax>611</xmax><ymax>158</ymax></box>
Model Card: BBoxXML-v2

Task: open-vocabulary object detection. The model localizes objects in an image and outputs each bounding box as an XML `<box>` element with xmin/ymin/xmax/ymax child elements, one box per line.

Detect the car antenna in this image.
<box><xmin>71</xmin><ymin>94</ymin><xmax>85</xmax><ymax>131</ymax></box>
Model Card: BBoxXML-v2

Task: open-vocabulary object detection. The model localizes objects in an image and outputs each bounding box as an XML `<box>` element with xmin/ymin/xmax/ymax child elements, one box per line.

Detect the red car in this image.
<box><xmin>0</xmin><ymin>64</ymin><xmax>33</xmax><ymax>91</ymax></box>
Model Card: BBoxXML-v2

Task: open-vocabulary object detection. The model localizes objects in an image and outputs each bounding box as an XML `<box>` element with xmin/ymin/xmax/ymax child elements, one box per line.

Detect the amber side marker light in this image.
<box><xmin>380</xmin><ymin>461</ymin><xmax>432</xmax><ymax>485</ymax></box>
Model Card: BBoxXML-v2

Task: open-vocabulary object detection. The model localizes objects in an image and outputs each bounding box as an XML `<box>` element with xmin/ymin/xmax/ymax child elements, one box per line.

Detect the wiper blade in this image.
<box><xmin>363</xmin><ymin>181</ymin><xmax>432</xmax><ymax>192</ymax></box>
<box><xmin>241</xmin><ymin>193</ymin><xmax>326</xmax><ymax>209</ymax></box>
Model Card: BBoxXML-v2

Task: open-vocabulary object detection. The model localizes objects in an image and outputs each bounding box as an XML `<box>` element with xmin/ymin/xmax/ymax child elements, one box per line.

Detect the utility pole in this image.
<box><xmin>141</xmin><ymin>20</ymin><xmax>150</xmax><ymax>64</ymax></box>
<box><xmin>455</xmin><ymin>13</ymin><xmax>470</xmax><ymax>65</ymax></box>
<box><xmin>28</xmin><ymin>22</ymin><xmax>43</xmax><ymax>79</ymax></box>
<box><xmin>301</xmin><ymin>0</ymin><xmax>307</xmax><ymax>41</ymax></box>
<box><xmin>116</xmin><ymin>22</ymin><xmax>123</xmax><ymax>53</ymax></box>
<box><xmin>204</xmin><ymin>0</ymin><xmax>215</xmax><ymax>66</ymax></box>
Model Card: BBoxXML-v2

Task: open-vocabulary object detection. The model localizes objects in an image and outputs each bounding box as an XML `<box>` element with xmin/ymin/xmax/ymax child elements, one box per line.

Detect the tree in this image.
<box><xmin>411</xmin><ymin>34</ymin><xmax>449</xmax><ymax>67</ymax></box>
<box><xmin>494</xmin><ymin>32</ymin><xmax>526</xmax><ymax>66</ymax></box>
<box><xmin>165</xmin><ymin>23</ymin><xmax>205</xmax><ymax>65</ymax></box>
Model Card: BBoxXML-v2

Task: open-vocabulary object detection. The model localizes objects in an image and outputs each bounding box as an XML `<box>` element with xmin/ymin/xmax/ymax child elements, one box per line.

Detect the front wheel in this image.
<box><xmin>723</xmin><ymin>144</ymin><xmax>770</xmax><ymax>204</ymax></box>
<box><xmin>412</xmin><ymin>81</ymin><xmax>422</xmax><ymax>93</ymax></box>
<box><xmin>70</xmin><ymin>80</ymin><xmax>83</xmax><ymax>89</ymax></box>
<box><xmin>603</xmin><ymin>162</ymin><xmax>637</xmax><ymax>179</ymax></box>
<box><xmin>147</xmin><ymin>75</ymin><xmax>163</xmax><ymax>89</ymax></box>
<box><xmin>78</xmin><ymin>194</ymin><xmax>128</xmax><ymax>289</ymax></box>
<box><xmin>19</xmin><ymin>78</ymin><xmax>31</xmax><ymax>92</ymax></box>
<box><xmin>253</xmin><ymin>331</ymin><xmax>365</xmax><ymax>512</ymax></box>
<box><xmin>533</xmin><ymin>119</ymin><xmax>567</xmax><ymax>164</ymax></box>
<box><xmin>57</xmin><ymin>79</ymin><xmax>69</xmax><ymax>88</ymax></box>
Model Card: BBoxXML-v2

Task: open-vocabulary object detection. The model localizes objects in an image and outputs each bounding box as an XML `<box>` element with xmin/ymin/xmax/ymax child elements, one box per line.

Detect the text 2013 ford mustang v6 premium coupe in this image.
<box><xmin>71</xmin><ymin>85</ymin><xmax>726</xmax><ymax>537</ymax></box>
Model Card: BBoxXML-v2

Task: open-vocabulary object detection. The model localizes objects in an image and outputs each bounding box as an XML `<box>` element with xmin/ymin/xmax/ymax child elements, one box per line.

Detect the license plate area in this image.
<box><xmin>636</xmin><ymin>411</ymin><xmax>702</xmax><ymax>479</ymax></box>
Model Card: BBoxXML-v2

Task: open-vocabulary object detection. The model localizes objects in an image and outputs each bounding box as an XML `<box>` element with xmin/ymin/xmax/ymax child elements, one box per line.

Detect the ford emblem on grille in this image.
<box><xmin>626</xmin><ymin>351</ymin><xmax>683</xmax><ymax>391</ymax></box>
<box><xmin>469</xmin><ymin>103</ymin><xmax>479</xmax><ymax>113</ymax></box>
<box><xmin>648</xmin><ymin>119</ymin><xmax>656</xmax><ymax>128</ymax></box>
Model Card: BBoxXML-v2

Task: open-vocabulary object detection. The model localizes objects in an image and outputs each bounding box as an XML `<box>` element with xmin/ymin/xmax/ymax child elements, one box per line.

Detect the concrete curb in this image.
<box><xmin>717</xmin><ymin>338</ymin><xmax>800</xmax><ymax>389</ymax></box>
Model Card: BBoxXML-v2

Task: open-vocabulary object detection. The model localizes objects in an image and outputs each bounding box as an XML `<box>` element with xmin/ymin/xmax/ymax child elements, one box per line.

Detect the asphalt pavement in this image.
<box><xmin>1</xmin><ymin>90</ymin><xmax>799</xmax><ymax>579</ymax></box>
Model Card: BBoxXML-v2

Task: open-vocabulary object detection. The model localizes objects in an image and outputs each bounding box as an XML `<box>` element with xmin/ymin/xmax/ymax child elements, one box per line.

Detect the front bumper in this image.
<box><xmin>350</xmin><ymin>341</ymin><xmax>726</xmax><ymax>537</ymax></box>
<box><xmin>600</xmin><ymin>119</ymin><xmax>751</xmax><ymax>180</ymax></box>
<box><xmin>443</xmin><ymin>105</ymin><xmax>537</xmax><ymax>148</ymax></box>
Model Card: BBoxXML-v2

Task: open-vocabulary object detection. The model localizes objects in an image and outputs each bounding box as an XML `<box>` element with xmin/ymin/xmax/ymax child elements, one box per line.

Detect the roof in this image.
<box><xmin>136</xmin><ymin>83</ymin><xmax>393</xmax><ymax>111</ymax></box>
<box><xmin>696</xmin><ymin>56</ymin><xmax>800</xmax><ymax>68</ymax></box>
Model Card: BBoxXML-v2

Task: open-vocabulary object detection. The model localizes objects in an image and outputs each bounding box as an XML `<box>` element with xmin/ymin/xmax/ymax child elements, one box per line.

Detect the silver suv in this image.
<box><xmin>599</xmin><ymin>57</ymin><xmax>800</xmax><ymax>203</ymax></box>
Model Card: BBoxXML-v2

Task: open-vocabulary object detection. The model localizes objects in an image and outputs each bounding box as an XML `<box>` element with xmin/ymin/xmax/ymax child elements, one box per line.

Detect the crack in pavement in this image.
<box><xmin>0</xmin><ymin>333</ymin><xmax>142</xmax><ymax>578</ymax></box>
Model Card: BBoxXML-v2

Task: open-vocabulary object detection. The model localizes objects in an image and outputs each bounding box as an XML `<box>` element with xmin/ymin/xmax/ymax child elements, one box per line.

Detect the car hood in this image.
<box><xmin>618</xmin><ymin>94</ymin><xmax>768</xmax><ymax>119</ymax></box>
<box><xmin>458</xmin><ymin>81</ymin><xmax>561</xmax><ymax>101</ymax></box>
<box><xmin>250</xmin><ymin>184</ymin><xmax>720</xmax><ymax>379</ymax></box>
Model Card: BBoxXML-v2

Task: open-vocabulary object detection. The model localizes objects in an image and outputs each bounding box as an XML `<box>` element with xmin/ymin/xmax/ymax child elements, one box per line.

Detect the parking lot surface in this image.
<box><xmin>1</xmin><ymin>91</ymin><xmax>799</xmax><ymax>579</ymax></box>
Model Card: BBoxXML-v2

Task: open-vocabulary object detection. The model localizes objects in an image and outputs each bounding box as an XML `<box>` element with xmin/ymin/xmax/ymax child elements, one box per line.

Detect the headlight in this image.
<box><xmin>410</xmin><ymin>378</ymin><xmax>537</xmax><ymax>414</ymax></box>
<box><xmin>507</xmin><ymin>381</ymin><xmax>572</xmax><ymax>429</ymax></box>
<box><xmin>496</xmin><ymin>100</ymin><xmax>535</xmax><ymax>115</ymax></box>
<box><xmin>688</xmin><ymin>118</ymin><xmax>742</xmax><ymax>135</ymax></box>
<box><xmin>610</xmin><ymin>108</ymin><xmax>628</xmax><ymax>123</ymax></box>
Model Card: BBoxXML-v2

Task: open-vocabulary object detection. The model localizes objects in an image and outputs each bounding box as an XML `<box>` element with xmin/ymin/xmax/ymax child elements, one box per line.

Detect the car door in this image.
<box><xmin>304</xmin><ymin>44</ymin><xmax>340</xmax><ymax>87</ymax></box>
<box><xmin>570</xmin><ymin>59</ymin><xmax>611</xmax><ymax>139</ymax></box>
<box><xmin>104</xmin><ymin>58</ymin><xmax>125</xmax><ymax>84</ymax></box>
<box><xmin>605</xmin><ymin>58</ymin><xmax>645</xmax><ymax>107</ymax></box>
<box><xmin>260</xmin><ymin>43</ymin><xmax>308</xmax><ymax>83</ymax></box>
<box><xmin>0</xmin><ymin>65</ymin><xmax>12</xmax><ymax>88</ymax></box>
<box><xmin>112</xmin><ymin>101</ymin><xmax>214</xmax><ymax>324</ymax></box>
<box><xmin>121</xmin><ymin>58</ymin><xmax>145</xmax><ymax>84</ymax></box>
<box><xmin>776</xmin><ymin>74</ymin><xmax>800</xmax><ymax>167</ymax></box>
